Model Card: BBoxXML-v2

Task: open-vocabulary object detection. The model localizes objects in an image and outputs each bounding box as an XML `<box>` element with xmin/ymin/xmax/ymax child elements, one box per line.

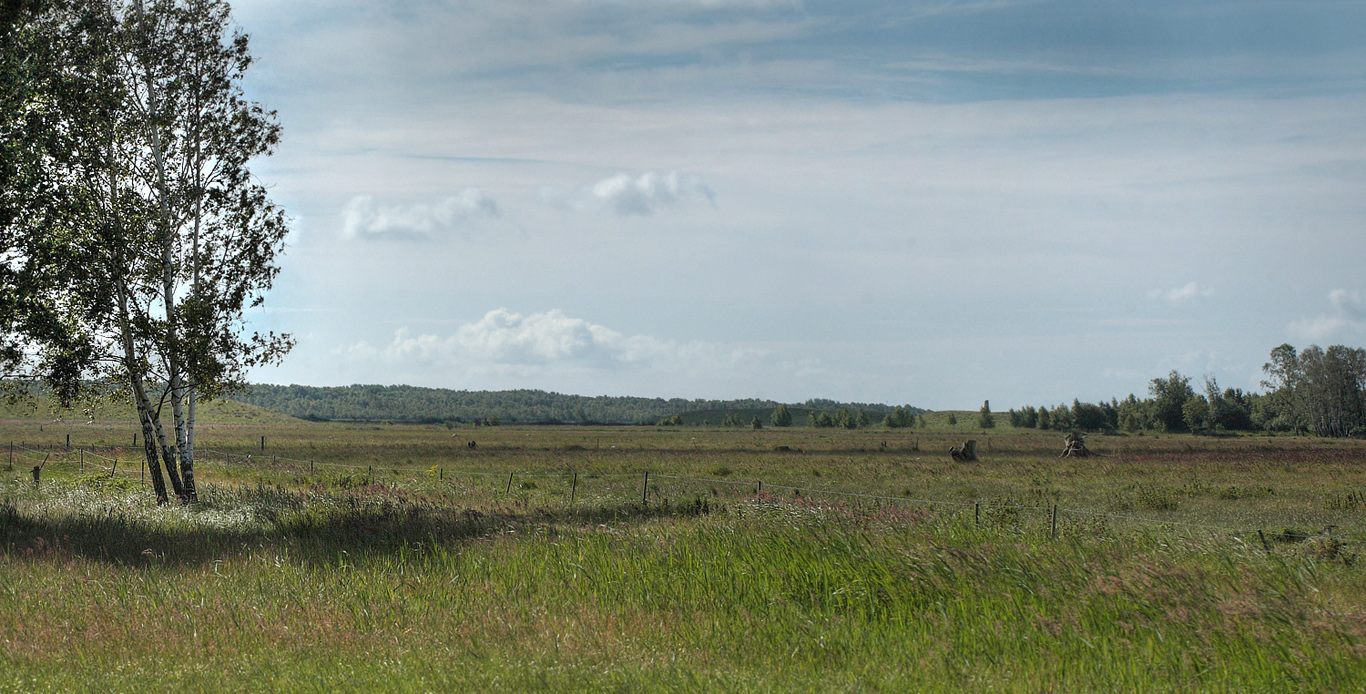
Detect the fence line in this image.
<box><xmin>9</xmin><ymin>441</ymin><xmax>1355</xmax><ymax>546</ymax></box>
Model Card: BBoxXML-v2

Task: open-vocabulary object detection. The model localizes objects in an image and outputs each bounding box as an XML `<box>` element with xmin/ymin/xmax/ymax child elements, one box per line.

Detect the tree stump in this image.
<box><xmin>949</xmin><ymin>440</ymin><xmax>978</xmax><ymax>462</ymax></box>
<box><xmin>1059</xmin><ymin>432</ymin><xmax>1100</xmax><ymax>458</ymax></box>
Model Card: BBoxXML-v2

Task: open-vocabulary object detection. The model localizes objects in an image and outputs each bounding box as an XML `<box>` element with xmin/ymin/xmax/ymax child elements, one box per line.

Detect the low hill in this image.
<box><xmin>0</xmin><ymin>394</ymin><xmax>303</xmax><ymax>426</ymax></box>
<box><xmin>230</xmin><ymin>384</ymin><xmax>926</xmax><ymax>426</ymax></box>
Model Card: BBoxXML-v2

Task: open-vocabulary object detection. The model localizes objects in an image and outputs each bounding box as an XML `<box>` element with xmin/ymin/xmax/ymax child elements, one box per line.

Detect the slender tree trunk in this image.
<box><xmin>150</xmin><ymin>399</ymin><xmax>187</xmax><ymax>499</ymax></box>
<box><xmin>116</xmin><ymin>281</ymin><xmax>172</xmax><ymax>504</ymax></box>
<box><xmin>136</xmin><ymin>0</ymin><xmax>196</xmax><ymax>501</ymax></box>
<box><xmin>130</xmin><ymin>378</ymin><xmax>169</xmax><ymax>504</ymax></box>
<box><xmin>182</xmin><ymin>69</ymin><xmax>205</xmax><ymax>500</ymax></box>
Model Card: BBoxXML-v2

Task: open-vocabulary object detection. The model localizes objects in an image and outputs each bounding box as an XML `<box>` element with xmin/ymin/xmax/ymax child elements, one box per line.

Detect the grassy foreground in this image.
<box><xmin>2</xmin><ymin>418</ymin><xmax>1366</xmax><ymax>691</ymax></box>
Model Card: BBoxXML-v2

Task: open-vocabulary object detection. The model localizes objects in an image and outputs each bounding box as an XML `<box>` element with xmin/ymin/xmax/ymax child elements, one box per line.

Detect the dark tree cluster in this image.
<box><xmin>1006</xmin><ymin>343</ymin><xmax>1366</xmax><ymax>437</ymax></box>
<box><xmin>233</xmin><ymin>384</ymin><xmax>921</xmax><ymax>428</ymax></box>
<box><xmin>808</xmin><ymin>408</ymin><xmax>871</xmax><ymax>429</ymax></box>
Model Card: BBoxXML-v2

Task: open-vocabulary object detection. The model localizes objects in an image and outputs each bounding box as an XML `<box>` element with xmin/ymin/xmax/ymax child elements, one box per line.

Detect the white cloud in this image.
<box><xmin>345</xmin><ymin>308</ymin><xmax>762</xmax><ymax>371</ymax></box>
<box><xmin>1288</xmin><ymin>315</ymin><xmax>1352</xmax><ymax>342</ymax></box>
<box><xmin>1148</xmin><ymin>282</ymin><xmax>1213</xmax><ymax>304</ymax></box>
<box><xmin>1290</xmin><ymin>288</ymin><xmax>1366</xmax><ymax>341</ymax></box>
<box><xmin>341</xmin><ymin>188</ymin><xmax>500</xmax><ymax>241</ymax></box>
<box><xmin>589</xmin><ymin>171</ymin><xmax>715</xmax><ymax>216</ymax></box>
<box><xmin>1329</xmin><ymin>288</ymin><xmax>1365</xmax><ymax>319</ymax></box>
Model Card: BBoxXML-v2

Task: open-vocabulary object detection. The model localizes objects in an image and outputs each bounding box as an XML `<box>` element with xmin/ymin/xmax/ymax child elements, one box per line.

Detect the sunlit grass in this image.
<box><xmin>2</xmin><ymin>424</ymin><xmax>1366</xmax><ymax>690</ymax></box>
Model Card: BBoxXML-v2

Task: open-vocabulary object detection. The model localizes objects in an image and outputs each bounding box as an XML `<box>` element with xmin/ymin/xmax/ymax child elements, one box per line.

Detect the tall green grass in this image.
<box><xmin>2</xmin><ymin>474</ymin><xmax>1365</xmax><ymax>692</ymax></box>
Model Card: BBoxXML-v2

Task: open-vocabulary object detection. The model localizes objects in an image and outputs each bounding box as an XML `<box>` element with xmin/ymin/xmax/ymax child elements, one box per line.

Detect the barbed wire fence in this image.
<box><xmin>5</xmin><ymin>441</ymin><xmax>1360</xmax><ymax>552</ymax></box>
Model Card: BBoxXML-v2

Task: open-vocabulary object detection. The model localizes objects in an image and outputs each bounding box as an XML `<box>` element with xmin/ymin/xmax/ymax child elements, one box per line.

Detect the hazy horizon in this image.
<box><xmin>230</xmin><ymin>0</ymin><xmax>1366</xmax><ymax>410</ymax></box>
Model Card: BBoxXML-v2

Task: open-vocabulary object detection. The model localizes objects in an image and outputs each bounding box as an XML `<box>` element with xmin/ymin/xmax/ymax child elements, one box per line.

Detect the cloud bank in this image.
<box><xmin>1149</xmin><ymin>282</ymin><xmax>1214</xmax><ymax>304</ymax></box>
<box><xmin>346</xmin><ymin>308</ymin><xmax>762</xmax><ymax>372</ymax></box>
<box><xmin>1290</xmin><ymin>289</ymin><xmax>1366</xmax><ymax>341</ymax></box>
<box><xmin>341</xmin><ymin>188</ymin><xmax>500</xmax><ymax>241</ymax></box>
<box><xmin>590</xmin><ymin>171</ymin><xmax>715</xmax><ymax>216</ymax></box>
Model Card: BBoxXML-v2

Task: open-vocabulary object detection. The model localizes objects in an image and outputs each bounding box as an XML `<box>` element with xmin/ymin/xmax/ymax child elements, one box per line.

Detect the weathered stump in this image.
<box><xmin>1059</xmin><ymin>432</ymin><xmax>1100</xmax><ymax>458</ymax></box>
<box><xmin>949</xmin><ymin>440</ymin><xmax>979</xmax><ymax>462</ymax></box>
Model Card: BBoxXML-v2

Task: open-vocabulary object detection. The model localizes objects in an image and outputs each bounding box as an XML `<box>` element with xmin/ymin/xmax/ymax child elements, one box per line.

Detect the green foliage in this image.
<box><xmin>977</xmin><ymin>400</ymin><xmax>995</xmax><ymax>429</ymax></box>
<box><xmin>883</xmin><ymin>406</ymin><xmax>914</xmax><ymax>429</ymax></box>
<box><xmin>1182</xmin><ymin>396</ymin><xmax>1210</xmax><ymax>433</ymax></box>
<box><xmin>234</xmin><ymin>385</ymin><xmax>919</xmax><ymax>428</ymax></box>
<box><xmin>1149</xmin><ymin>371</ymin><xmax>1195</xmax><ymax>432</ymax></box>
<box><xmin>1048</xmin><ymin>403</ymin><xmax>1073</xmax><ymax>430</ymax></box>
<box><xmin>770</xmin><ymin>403</ymin><xmax>792</xmax><ymax>427</ymax></box>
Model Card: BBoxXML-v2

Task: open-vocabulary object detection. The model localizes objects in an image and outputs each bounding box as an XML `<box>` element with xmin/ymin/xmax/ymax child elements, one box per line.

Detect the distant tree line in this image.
<box><xmin>1008</xmin><ymin>343</ymin><xmax>1366</xmax><ymax>437</ymax></box>
<box><xmin>231</xmin><ymin>384</ymin><xmax>925</xmax><ymax>427</ymax></box>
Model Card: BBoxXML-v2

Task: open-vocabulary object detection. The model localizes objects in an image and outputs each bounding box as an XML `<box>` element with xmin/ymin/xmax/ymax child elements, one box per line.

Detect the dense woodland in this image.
<box><xmin>230</xmin><ymin>384</ymin><xmax>921</xmax><ymax>426</ymax></box>
<box><xmin>231</xmin><ymin>343</ymin><xmax>1366</xmax><ymax>435</ymax></box>
<box><xmin>1010</xmin><ymin>343</ymin><xmax>1366</xmax><ymax>437</ymax></box>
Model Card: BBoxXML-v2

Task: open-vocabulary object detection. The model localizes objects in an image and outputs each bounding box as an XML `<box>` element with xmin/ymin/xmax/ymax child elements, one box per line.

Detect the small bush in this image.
<box><xmin>1134</xmin><ymin>485</ymin><xmax>1178</xmax><ymax>511</ymax></box>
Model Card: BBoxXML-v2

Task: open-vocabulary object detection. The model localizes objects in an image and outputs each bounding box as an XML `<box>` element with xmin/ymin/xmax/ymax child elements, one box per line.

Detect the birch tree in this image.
<box><xmin>1</xmin><ymin>0</ymin><xmax>290</xmax><ymax>503</ymax></box>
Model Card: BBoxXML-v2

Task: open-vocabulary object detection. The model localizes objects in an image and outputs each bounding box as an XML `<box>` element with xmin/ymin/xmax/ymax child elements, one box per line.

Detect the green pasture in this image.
<box><xmin>2</xmin><ymin>407</ymin><xmax>1366</xmax><ymax>691</ymax></box>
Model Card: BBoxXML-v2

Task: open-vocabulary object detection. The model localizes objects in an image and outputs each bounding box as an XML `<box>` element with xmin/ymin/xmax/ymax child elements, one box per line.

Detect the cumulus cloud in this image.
<box><xmin>345</xmin><ymin>308</ymin><xmax>762</xmax><ymax>371</ymax></box>
<box><xmin>1148</xmin><ymin>282</ymin><xmax>1213</xmax><ymax>304</ymax></box>
<box><xmin>1290</xmin><ymin>289</ymin><xmax>1366</xmax><ymax>341</ymax></box>
<box><xmin>589</xmin><ymin>171</ymin><xmax>715</xmax><ymax>216</ymax></box>
<box><xmin>341</xmin><ymin>188</ymin><xmax>500</xmax><ymax>241</ymax></box>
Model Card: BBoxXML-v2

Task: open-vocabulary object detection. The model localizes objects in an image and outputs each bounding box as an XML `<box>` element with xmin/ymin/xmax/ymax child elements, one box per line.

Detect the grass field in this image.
<box><xmin>2</xmin><ymin>405</ymin><xmax>1366</xmax><ymax>691</ymax></box>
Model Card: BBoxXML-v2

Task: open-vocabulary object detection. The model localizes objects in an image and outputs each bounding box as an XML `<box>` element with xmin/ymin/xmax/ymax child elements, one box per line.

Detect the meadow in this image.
<box><xmin>2</xmin><ymin>404</ymin><xmax>1366</xmax><ymax>692</ymax></box>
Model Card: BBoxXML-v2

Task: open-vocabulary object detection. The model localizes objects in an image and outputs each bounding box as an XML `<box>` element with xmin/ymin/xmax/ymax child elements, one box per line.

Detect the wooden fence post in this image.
<box><xmin>506</xmin><ymin>473</ymin><xmax>514</xmax><ymax>494</ymax></box>
<box><xmin>1258</xmin><ymin>529</ymin><xmax>1272</xmax><ymax>553</ymax></box>
<box><xmin>642</xmin><ymin>471</ymin><xmax>649</xmax><ymax>504</ymax></box>
<box><xmin>975</xmin><ymin>502</ymin><xmax>980</xmax><ymax>526</ymax></box>
<box><xmin>1051</xmin><ymin>505</ymin><xmax>1058</xmax><ymax>538</ymax></box>
<box><xmin>570</xmin><ymin>472</ymin><xmax>577</xmax><ymax>507</ymax></box>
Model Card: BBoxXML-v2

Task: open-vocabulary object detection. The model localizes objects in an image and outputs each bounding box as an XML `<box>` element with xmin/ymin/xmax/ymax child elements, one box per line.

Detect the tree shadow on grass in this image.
<box><xmin>0</xmin><ymin>488</ymin><xmax>719</xmax><ymax>568</ymax></box>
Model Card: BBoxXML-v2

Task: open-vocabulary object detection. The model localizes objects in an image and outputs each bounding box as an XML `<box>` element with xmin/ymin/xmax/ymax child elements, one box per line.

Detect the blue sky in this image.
<box><xmin>231</xmin><ymin>0</ymin><xmax>1366</xmax><ymax>409</ymax></box>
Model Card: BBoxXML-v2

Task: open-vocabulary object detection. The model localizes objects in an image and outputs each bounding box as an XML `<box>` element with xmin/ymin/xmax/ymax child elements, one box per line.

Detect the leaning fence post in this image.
<box><xmin>1050</xmin><ymin>505</ymin><xmax>1058</xmax><ymax>538</ymax></box>
<box><xmin>570</xmin><ymin>472</ymin><xmax>577</xmax><ymax>507</ymax></box>
<box><xmin>1258</xmin><ymin>529</ymin><xmax>1272</xmax><ymax>553</ymax></box>
<box><xmin>642</xmin><ymin>471</ymin><xmax>650</xmax><ymax>504</ymax></box>
<box><xmin>506</xmin><ymin>473</ymin><xmax>514</xmax><ymax>494</ymax></box>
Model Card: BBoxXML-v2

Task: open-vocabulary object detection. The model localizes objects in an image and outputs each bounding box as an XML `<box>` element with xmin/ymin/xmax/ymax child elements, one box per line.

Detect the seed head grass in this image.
<box><xmin>2</xmin><ymin>424</ymin><xmax>1366</xmax><ymax>690</ymax></box>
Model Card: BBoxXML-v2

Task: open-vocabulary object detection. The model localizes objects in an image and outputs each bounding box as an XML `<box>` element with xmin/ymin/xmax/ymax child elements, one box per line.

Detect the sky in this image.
<box><xmin>227</xmin><ymin>0</ymin><xmax>1366</xmax><ymax>410</ymax></box>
